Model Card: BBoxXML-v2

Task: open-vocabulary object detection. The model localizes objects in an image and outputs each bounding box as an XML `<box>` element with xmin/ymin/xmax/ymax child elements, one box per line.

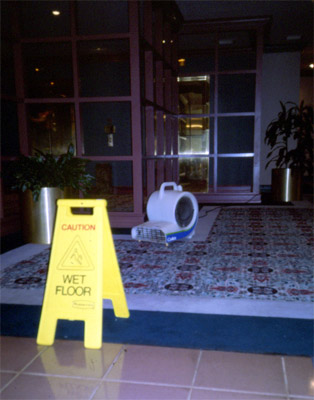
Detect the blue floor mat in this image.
<box><xmin>1</xmin><ymin>304</ymin><xmax>313</xmax><ymax>356</ymax></box>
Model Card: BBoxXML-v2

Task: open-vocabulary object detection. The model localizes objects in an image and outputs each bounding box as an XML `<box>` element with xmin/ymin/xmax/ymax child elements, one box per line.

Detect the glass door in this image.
<box><xmin>178</xmin><ymin>75</ymin><xmax>212</xmax><ymax>193</ymax></box>
<box><xmin>177</xmin><ymin>20</ymin><xmax>266</xmax><ymax>203</ymax></box>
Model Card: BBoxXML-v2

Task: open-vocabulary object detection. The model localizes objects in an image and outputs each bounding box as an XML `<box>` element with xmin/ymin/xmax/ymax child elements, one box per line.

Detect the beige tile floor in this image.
<box><xmin>0</xmin><ymin>336</ymin><xmax>313</xmax><ymax>400</ymax></box>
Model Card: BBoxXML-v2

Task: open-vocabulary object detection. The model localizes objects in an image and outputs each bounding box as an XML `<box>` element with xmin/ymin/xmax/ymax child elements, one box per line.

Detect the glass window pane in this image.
<box><xmin>209</xmin><ymin>75</ymin><xmax>215</xmax><ymax>114</ymax></box>
<box><xmin>1</xmin><ymin>40</ymin><xmax>16</xmax><ymax>96</ymax></box>
<box><xmin>209</xmin><ymin>118</ymin><xmax>215</xmax><ymax>155</ymax></box>
<box><xmin>27</xmin><ymin>103</ymin><xmax>76</xmax><ymax>155</ymax></box>
<box><xmin>81</xmin><ymin>102</ymin><xmax>131</xmax><ymax>156</ymax></box>
<box><xmin>218</xmin><ymin>31</ymin><xmax>256</xmax><ymax>71</ymax></box>
<box><xmin>219</xmin><ymin>50</ymin><xmax>256</xmax><ymax>71</ymax></box>
<box><xmin>139</xmin><ymin>1</ymin><xmax>145</xmax><ymax>38</ymax></box>
<box><xmin>152</xmin><ymin>111</ymin><xmax>157</xmax><ymax>156</ymax></box>
<box><xmin>1</xmin><ymin>101</ymin><xmax>19</xmax><ymax>156</ymax></box>
<box><xmin>142</xmin><ymin>159</ymin><xmax>148</xmax><ymax>195</ymax></box>
<box><xmin>179</xmin><ymin>33</ymin><xmax>216</xmax><ymax>51</ymax></box>
<box><xmin>209</xmin><ymin>157</ymin><xmax>214</xmax><ymax>187</ymax></box>
<box><xmin>178</xmin><ymin>76</ymin><xmax>210</xmax><ymax>115</ymax></box>
<box><xmin>218</xmin><ymin>116</ymin><xmax>254</xmax><ymax>154</ymax></box>
<box><xmin>141</xmin><ymin>105</ymin><xmax>146</xmax><ymax>156</ymax></box>
<box><xmin>76</xmin><ymin>1</ymin><xmax>128</xmax><ymax>35</ymax></box>
<box><xmin>218</xmin><ymin>31</ymin><xmax>255</xmax><ymax>48</ymax></box>
<box><xmin>86</xmin><ymin>161</ymin><xmax>133</xmax><ymax>212</ymax></box>
<box><xmin>78</xmin><ymin>40</ymin><xmax>130</xmax><ymax>97</ymax></box>
<box><xmin>19</xmin><ymin>1</ymin><xmax>71</xmax><ymax>38</ymax></box>
<box><xmin>23</xmin><ymin>42</ymin><xmax>73</xmax><ymax>98</ymax></box>
<box><xmin>1</xmin><ymin>2</ymin><xmax>14</xmax><ymax>38</ymax></box>
<box><xmin>179</xmin><ymin>157</ymin><xmax>209</xmax><ymax>192</ymax></box>
<box><xmin>179</xmin><ymin>118</ymin><xmax>209</xmax><ymax>155</ymax></box>
<box><xmin>218</xmin><ymin>157</ymin><xmax>253</xmax><ymax>187</ymax></box>
<box><xmin>179</xmin><ymin>54</ymin><xmax>215</xmax><ymax>75</ymax></box>
<box><xmin>218</xmin><ymin>74</ymin><xmax>256</xmax><ymax>113</ymax></box>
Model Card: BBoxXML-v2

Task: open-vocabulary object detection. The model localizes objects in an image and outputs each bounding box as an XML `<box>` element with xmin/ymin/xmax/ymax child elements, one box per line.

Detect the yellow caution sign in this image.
<box><xmin>37</xmin><ymin>199</ymin><xmax>129</xmax><ymax>349</ymax></box>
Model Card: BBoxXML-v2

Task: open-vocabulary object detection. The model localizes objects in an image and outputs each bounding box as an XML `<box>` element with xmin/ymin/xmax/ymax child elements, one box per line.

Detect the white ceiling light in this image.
<box><xmin>219</xmin><ymin>39</ymin><xmax>234</xmax><ymax>45</ymax></box>
<box><xmin>286</xmin><ymin>35</ymin><xmax>301</xmax><ymax>41</ymax></box>
<box><xmin>52</xmin><ymin>10</ymin><xmax>61</xmax><ymax>16</ymax></box>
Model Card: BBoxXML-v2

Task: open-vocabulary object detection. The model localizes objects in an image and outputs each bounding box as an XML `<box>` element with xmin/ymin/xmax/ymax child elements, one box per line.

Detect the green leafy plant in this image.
<box><xmin>265</xmin><ymin>101</ymin><xmax>313</xmax><ymax>175</ymax></box>
<box><xmin>6</xmin><ymin>144</ymin><xmax>93</xmax><ymax>200</ymax></box>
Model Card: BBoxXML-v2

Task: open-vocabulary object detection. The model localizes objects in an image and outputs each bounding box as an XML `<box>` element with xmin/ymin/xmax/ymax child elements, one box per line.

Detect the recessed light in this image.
<box><xmin>286</xmin><ymin>35</ymin><xmax>301</xmax><ymax>41</ymax></box>
<box><xmin>52</xmin><ymin>10</ymin><xmax>60</xmax><ymax>16</ymax></box>
<box><xmin>219</xmin><ymin>39</ymin><xmax>234</xmax><ymax>45</ymax></box>
<box><xmin>310</xmin><ymin>63</ymin><xmax>314</xmax><ymax>69</ymax></box>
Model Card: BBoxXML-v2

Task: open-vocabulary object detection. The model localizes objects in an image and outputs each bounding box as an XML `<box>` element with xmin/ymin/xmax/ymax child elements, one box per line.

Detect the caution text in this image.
<box><xmin>61</xmin><ymin>224</ymin><xmax>96</xmax><ymax>231</ymax></box>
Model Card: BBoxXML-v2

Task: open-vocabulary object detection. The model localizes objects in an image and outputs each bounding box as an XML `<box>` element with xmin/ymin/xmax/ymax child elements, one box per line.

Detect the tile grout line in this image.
<box><xmin>94</xmin><ymin>377</ymin><xmax>294</xmax><ymax>397</ymax></box>
<box><xmin>101</xmin><ymin>345</ymin><xmax>128</xmax><ymax>381</ymax></box>
<box><xmin>187</xmin><ymin>349</ymin><xmax>203</xmax><ymax>400</ymax></box>
<box><xmin>281</xmin><ymin>356</ymin><xmax>290</xmax><ymax>399</ymax></box>
<box><xmin>6</xmin><ymin>358</ymin><xmax>311</xmax><ymax>400</ymax></box>
<box><xmin>88</xmin><ymin>345</ymin><xmax>127</xmax><ymax>400</ymax></box>
<box><xmin>0</xmin><ymin>345</ymin><xmax>49</xmax><ymax>394</ymax></box>
<box><xmin>0</xmin><ymin>371</ymin><xmax>20</xmax><ymax>393</ymax></box>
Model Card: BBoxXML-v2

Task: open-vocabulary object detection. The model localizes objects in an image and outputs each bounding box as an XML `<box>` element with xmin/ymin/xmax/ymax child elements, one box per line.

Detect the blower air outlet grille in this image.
<box><xmin>134</xmin><ymin>226</ymin><xmax>166</xmax><ymax>243</ymax></box>
<box><xmin>175</xmin><ymin>196</ymin><xmax>194</xmax><ymax>227</ymax></box>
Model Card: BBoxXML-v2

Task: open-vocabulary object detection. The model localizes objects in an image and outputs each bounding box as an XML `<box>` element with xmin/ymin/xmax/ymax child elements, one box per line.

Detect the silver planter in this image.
<box><xmin>22</xmin><ymin>187</ymin><xmax>65</xmax><ymax>244</ymax></box>
<box><xmin>271</xmin><ymin>168</ymin><xmax>302</xmax><ymax>202</ymax></box>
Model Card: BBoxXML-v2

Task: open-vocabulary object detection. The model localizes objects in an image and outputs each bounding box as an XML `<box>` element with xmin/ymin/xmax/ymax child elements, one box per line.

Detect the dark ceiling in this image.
<box><xmin>175</xmin><ymin>0</ymin><xmax>313</xmax><ymax>73</ymax></box>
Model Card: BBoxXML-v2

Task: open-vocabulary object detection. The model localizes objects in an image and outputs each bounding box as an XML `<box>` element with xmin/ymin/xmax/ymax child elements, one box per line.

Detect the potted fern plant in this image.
<box><xmin>5</xmin><ymin>144</ymin><xmax>93</xmax><ymax>244</ymax></box>
<box><xmin>264</xmin><ymin>101</ymin><xmax>313</xmax><ymax>202</ymax></box>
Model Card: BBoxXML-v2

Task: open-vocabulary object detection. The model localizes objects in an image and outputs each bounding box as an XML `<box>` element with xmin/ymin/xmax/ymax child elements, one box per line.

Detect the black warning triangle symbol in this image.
<box><xmin>57</xmin><ymin>236</ymin><xmax>94</xmax><ymax>270</ymax></box>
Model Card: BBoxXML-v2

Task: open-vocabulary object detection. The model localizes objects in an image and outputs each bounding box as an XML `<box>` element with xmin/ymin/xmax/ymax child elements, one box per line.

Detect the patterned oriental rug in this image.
<box><xmin>1</xmin><ymin>207</ymin><xmax>313</xmax><ymax>304</ymax></box>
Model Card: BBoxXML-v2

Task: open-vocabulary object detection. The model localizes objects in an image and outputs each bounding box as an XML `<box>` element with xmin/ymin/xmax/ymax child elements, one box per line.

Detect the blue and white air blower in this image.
<box><xmin>131</xmin><ymin>182</ymin><xmax>198</xmax><ymax>245</ymax></box>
